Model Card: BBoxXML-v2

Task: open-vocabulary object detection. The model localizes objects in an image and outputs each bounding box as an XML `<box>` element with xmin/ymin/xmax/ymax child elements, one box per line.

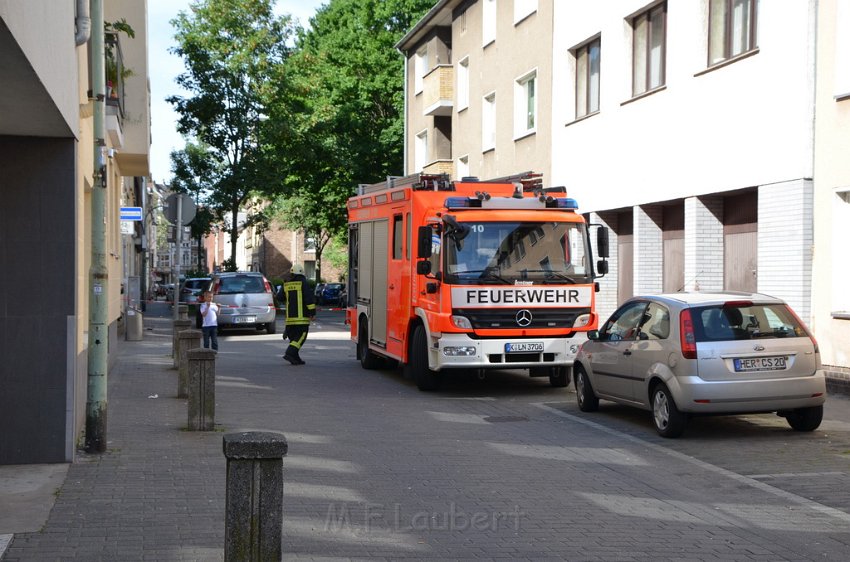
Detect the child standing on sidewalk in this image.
<box><xmin>199</xmin><ymin>291</ymin><xmax>220</xmax><ymax>351</ymax></box>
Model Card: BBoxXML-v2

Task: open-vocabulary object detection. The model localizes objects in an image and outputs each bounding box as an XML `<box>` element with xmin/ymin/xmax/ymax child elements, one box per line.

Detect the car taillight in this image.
<box><xmin>264</xmin><ymin>279</ymin><xmax>273</xmax><ymax>293</ymax></box>
<box><xmin>785</xmin><ymin>304</ymin><xmax>819</xmax><ymax>353</ymax></box>
<box><xmin>679</xmin><ymin>309</ymin><xmax>697</xmax><ymax>359</ymax></box>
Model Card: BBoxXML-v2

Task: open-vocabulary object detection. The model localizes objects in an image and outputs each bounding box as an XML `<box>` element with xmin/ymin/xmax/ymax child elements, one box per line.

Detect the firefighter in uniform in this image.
<box><xmin>279</xmin><ymin>264</ymin><xmax>315</xmax><ymax>365</ymax></box>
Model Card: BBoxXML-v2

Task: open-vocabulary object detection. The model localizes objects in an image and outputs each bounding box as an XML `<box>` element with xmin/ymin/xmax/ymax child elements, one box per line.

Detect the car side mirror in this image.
<box><xmin>587</xmin><ymin>329</ymin><xmax>599</xmax><ymax>341</ymax></box>
<box><xmin>417</xmin><ymin>226</ymin><xmax>432</xmax><ymax>259</ymax></box>
<box><xmin>596</xmin><ymin>227</ymin><xmax>609</xmax><ymax>258</ymax></box>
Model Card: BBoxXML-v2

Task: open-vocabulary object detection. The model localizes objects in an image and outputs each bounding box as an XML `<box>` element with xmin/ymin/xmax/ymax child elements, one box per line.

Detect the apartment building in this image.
<box><xmin>397</xmin><ymin>0</ymin><xmax>848</xmax><ymax>383</ymax></box>
<box><xmin>398</xmin><ymin>0</ymin><xmax>554</xmax><ymax>181</ymax></box>
<box><xmin>812</xmin><ymin>0</ymin><xmax>850</xmax><ymax>388</ymax></box>
<box><xmin>0</xmin><ymin>0</ymin><xmax>150</xmax><ymax>464</ymax></box>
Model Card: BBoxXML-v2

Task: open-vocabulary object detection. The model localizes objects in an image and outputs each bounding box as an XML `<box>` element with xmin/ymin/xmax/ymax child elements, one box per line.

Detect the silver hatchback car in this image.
<box><xmin>210</xmin><ymin>272</ymin><xmax>277</xmax><ymax>334</ymax></box>
<box><xmin>574</xmin><ymin>292</ymin><xmax>826</xmax><ymax>438</ymax></box>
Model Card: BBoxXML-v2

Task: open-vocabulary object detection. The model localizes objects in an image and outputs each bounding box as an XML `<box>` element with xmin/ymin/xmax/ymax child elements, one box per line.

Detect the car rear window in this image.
<box><xmin>691</xmin><ymin>303</ymin><xmax>808</xmax><ymax>342</ymax></box>
<box><xmin>185</xmin><ymin>280</ymin><xmax>209</xmax><ymax>290</ymax></box>
<box><xmin>217</xmin><ymin>275</ymin><xmax>266</xmax><ymax>294</ymax></box>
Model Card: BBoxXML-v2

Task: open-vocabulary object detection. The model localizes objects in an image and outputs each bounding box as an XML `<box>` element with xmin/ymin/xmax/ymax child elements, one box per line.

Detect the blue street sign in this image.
<box><xmin>120</xmin><ymin>207</ymin><xmax>143</xmax><ymax>221</ymax></box>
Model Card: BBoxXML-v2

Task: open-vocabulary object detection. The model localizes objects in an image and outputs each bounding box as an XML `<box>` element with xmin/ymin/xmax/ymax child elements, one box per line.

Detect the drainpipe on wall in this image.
<box><xmin>74</xmin><ymin>0</ymin><xmax>91</xmax><ymax>46</ymax></box>
<box><xmin>86</xmin><ymin>0</ymin><xmax>109</xmax><ymax>454</ymax></box>
<box><xmin>399</xmin><ymin>47</ymin><xmax>409</xmax><ymax>175</ymax></box>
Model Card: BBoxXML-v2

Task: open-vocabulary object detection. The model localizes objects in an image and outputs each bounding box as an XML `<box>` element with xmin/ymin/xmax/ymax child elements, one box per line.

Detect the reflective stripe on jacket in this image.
<box><xmin>281</xmin><ymin>274</ymin><xmax>315</xmax><ymax>325</ymax></box>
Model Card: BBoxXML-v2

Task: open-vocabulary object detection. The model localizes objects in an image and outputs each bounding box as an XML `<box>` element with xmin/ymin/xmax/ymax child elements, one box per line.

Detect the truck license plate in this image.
<box><xmin>505</xmin><ymin>342</ymin><xmax>543</xmax><ymax>353</ymax></box>
<box><xmin>734</xmin><ymin>356</ymin><xmax>787</xmax><ymax>372</ymax></box>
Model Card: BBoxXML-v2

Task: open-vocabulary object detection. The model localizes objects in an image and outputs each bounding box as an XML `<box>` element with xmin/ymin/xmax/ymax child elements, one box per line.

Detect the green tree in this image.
<box><xmin>266</xmin><ymin>0</ymin><xmax>433</xmax><ymax>282</ymax></box>
<box><xmin>168</xmin><ymin>0</ymin><xmax>293</xmax><ymax>266</ymax></box>
<box><xmin>169</xmin><ymin>143</ymin><xmax>219</xmax><ymax>271</ymax></box>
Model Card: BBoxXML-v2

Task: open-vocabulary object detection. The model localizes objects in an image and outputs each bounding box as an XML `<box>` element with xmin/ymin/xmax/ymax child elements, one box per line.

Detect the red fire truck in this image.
<box><xmin>346</xmin><ymin>173</ymin><xmax>609</xmax><ymax>391</ymax></box>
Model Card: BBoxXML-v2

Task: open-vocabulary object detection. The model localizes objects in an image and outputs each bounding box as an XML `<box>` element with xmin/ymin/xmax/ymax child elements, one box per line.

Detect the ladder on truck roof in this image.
<box><xmin>357</xmin><ymin>173</ymin><xmax>452</xmax><ymax>195</ymax></box>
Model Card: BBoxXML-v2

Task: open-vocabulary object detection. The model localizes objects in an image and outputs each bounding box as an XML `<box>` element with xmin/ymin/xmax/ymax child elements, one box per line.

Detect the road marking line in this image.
<box><xmin>534</xmin><ymin>402</ymin><xmax>850</xmax><ymax>525</ymax></box>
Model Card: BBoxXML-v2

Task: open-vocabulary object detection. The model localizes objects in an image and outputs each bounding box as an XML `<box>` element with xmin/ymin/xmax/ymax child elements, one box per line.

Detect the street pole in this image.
<box><xmin>173</xmin><ymin>195</ymin><xmax>183</xmax><ymax>320</ymax></box>
<box><xmin>86</xmin><ymin>0</ymin><xmax>108</xmax><ymax>454</ymax></box>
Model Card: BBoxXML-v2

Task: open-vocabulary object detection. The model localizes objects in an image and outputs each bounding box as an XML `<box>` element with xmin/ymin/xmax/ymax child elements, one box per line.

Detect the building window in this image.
<box><xmin>415</xmin><ymin>129</ymin><xmax>428</xmax><ymax>172</ymax></box>
<box><xmin>305</xmin><ymin>236</ymin><xmax>316</xmax><ymax>253</ymax></box>
<box><xmin>482</xmin><ymin>92</ymin><xmax>496</xmax><ymax>151</ymax></box>
<box><xmin>835</xmin><ymin>1</ymin><xmax>850</xmax><ymax>98</ymax></box>
<box><xmin>457</xmin><ymin>154</ymin><xmax>470</xmax><ymax>179</ymax></box>
<box><xmin>414</xmin><ymin>47</ymin><xmax>428</xmax><ymax>94</ymax></box>
<box><xmin>514</xmin><ymin>0</ymin><xmax>537</xmax><ymax>24</ymax></box>
<box><xmin>457</xmin><ymin>57</ymin><xmax>470</xmax><ymax>111</ymax></box>
<box><xmin>514</xmin><ymin>70</ymin><xmax>537</xmax><ymax>137</ymax></box>
<box><xmin>460</xmin><ymin>8</ymin><xmax>467</xmax><ymax>34</ymax></box>
<box><xmin>708</xmin><ymin>0</ymin><xmax>757</xmax><ymax>66</ymax></box>
<box><xmin>483</xmin><ymin>0</ymin><xmax>496</xmax><ymax>47</ymax></box>
<box><xmin>632</xmin><ymin>3</ymin><xmax>666</xmax><ymax>96</ymax></box>
<box><xmin>574</xmin><ymin>37</ymin><xmax>601</xmax><ymax>118</ymax></box>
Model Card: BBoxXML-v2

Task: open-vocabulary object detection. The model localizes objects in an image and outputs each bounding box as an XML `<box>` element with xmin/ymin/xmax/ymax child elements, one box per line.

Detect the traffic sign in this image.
<box><xmin>120</xmin><ymin>206</ymin><xmax>143</xmax><ymax>221</ymax></box>
<box><xmin>163</xmin><ymin>193</ymin><xmax>197</xmax><ymax>225</ymax></box>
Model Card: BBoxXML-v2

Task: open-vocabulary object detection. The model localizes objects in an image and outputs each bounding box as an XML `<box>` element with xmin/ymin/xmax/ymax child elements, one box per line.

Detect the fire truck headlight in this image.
<box><xmin>574</xmin><ymin>313</ymin><xmax>590</xmax><ymax>328</ymax></box>
<box><xmin>451</xmin><ymin>315</ymin><xmax>473</xmax><ymax>329</ymax></box>
<box><xmin>444</xmin><ymin>346</ymin><xmax>477</xmax><ymax>357</ymax></box>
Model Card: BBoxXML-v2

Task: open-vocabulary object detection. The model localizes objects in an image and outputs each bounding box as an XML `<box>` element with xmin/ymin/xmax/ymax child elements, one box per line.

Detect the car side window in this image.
<box><xmin>638</xmin><ymin>303</ymin><xmax>670</xmax><ymax>340</ymax></box>
<box><xmin>601</xmin><ymin>301</ymin><xmax>648</xmax><ymax>342</ymax></box>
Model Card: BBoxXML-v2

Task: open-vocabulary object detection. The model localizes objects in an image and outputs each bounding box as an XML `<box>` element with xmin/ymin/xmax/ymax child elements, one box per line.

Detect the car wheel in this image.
<box><xmin>785</xmin><ymin>405</ymin><xmax>823</xmax><ymax>432</ymax></box>
<box><xmin>575</xmin><ymin>365</ymin><xmax>599</xmax><ymax>412</ymax></box>
<box><xmin>549</xmin><ymin>366</ymin><xmax>570</xmax><ymax>388</ymax></box>
<box><xmin>265</xmin><ymin>320</ymin><xmax>276</xmax><ymax>334</ymax></box>
<box><xmin>651</xmin><ymin>383</ymin><xmax>686</xmax><ymax>438</ymax></box>
<box><xmin>358</xmin><ymin>318</ymin><xmax>382</xmax><ymax>370</ymax></box>
<box><xmin>411</xmin><ymin>325</ymin><xmax>440</xmax><ymax>391</ymax></box>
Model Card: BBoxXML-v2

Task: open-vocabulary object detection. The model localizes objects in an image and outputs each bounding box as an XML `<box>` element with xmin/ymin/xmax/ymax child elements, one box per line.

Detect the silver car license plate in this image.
<box><xmin>505</xmin><ymin>342</ymin><xmax>543</xmax><ymax>353</ymax></box>
<box><xmin>734</xmin><ymin>356</ymin><xmax>787</xmax><ymax>372</ymax></box>
<box><xmin>233</xmin><ymin>316</ymin><xmax>256</xmax><ymax>324</ymax></box>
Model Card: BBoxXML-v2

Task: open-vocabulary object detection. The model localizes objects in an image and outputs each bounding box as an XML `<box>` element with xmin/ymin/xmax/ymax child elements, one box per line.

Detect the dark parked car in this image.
<box><xmin>318</xmin><ymin>283</ymin><xmax>344</xmax><ymax>305</ymax></box>
<box><xmin>573</xmin><ymin>291</ymin><xmax>826</xmax><ymax>438</ymax></box>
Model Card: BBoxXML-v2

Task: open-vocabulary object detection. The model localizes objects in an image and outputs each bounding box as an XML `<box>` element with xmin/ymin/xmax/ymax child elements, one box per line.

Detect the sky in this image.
<box><xmin>147</xmin><ymin>0</ymin><xmax>327</xmax><ymax>185</ymax></box>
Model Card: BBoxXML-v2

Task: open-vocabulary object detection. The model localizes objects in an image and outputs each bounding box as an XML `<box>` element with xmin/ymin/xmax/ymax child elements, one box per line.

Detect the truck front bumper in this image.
<box><xmin>432</xmin><ymin>332</ymin><xmax>585</xmax><ymax>371</ymax></box>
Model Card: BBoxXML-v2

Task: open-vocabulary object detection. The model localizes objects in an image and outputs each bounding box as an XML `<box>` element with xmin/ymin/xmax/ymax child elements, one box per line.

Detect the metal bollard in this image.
<box><xmin>177</xmin><ymin>329</ymin><xmax>202</xmax><ymax>398</ymax></box>
<box><xmin>187</xmin><ymin>348</ymin><xmax>216</xmax><ymax>431</ymax></box>
<box><xmin>178</xmin><ymin>304</ymin><xmax>189</xmax><ymax>321</ymax></box>
<box><xmin>223</xmin><ymin>432</ymin><xmax>287</xmax><ymax>562</ymax></box>
<box><xmin>172</xmin><ymin>319</ymin><xmax>192</xmax><ymax>365</ymax></box>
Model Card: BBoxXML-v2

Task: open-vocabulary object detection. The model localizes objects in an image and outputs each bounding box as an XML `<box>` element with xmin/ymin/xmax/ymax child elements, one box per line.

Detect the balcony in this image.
<box><xmin>422</xmin><ymin>65</ymin><xmax>453</xmax><ymax>116</ymax></box>
<box><xmin>422</xmin><ymin>160</ymin><xmax>453</xmax><ymax>176</ymax></box>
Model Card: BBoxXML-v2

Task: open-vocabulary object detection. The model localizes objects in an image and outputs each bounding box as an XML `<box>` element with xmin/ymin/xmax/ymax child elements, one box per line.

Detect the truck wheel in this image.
<box><xmin>358</xmin><ymin>318</ymin><xmax>382</xmax><ymax>370</ymax></box>
<box><xmin>411</xmin><ymin>325</ymin><xmax>440</xmax><ymax>391</ymax></box>
<box><xmin>549</xmin><ymin>366</ymin><xmax>570</xmax><ymax>388</ymax></box>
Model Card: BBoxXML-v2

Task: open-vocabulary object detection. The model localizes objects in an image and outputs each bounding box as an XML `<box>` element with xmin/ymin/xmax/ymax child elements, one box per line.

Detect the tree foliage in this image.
<box><xmin>168</xmin><ymin>0</ymin><xmax>294</xmax><ymax>265</ymax></box>
<box><xmin>266</xmin><ymin>0</ymin><xmax>433</xmax><ymax>281</ymax></box>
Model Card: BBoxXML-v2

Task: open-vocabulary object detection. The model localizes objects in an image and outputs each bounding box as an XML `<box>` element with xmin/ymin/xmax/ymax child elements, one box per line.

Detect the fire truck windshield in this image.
<box><xmin>443</xmin><ymin>221</ymin><xmax>591</xmax><ymax>285</ymax></box>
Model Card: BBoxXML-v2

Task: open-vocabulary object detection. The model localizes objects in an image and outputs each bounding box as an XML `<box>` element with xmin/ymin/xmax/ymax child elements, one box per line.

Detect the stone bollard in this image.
<box><xmin>177</xmin><ymin>329</ymin><xmax>202</xmax><ymax>398</ymax></box>
<box><xmin>178</xmin><ymin>304</ymin><xmax>189</xmax><ymax>321</ymax></box>
<box><xmin>187</xmin><ymin>348</ymin><xmax>216</xmax><ymax>431</ymax></box>
<box><xmin>172</xmin><ymin>319</ymin><xmax>192</xmax><ymax>365</ymax></box>
<box><xmin>223</xmin><ymin>432</ymin><xmax>287</xmax><ymax>562</ymax></box>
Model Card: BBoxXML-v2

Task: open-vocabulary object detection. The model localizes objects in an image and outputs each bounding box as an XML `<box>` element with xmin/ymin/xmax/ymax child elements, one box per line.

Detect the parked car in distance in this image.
<box><xmin>178</xmin><ymin>277</ymin><xmax>211</xmax><ymax>328</ymax></box>
<box><xmin>210</xmin><ymin>272</ymin><xmax>277</xmax><ymax>334</ymax></box>
<box><xmin>314</xmin><ymin>283</ymin><xmax>326</xmax><ymax>302</ymax></box>
<box><xmin>573</xmin><ymin>292</ymin><xmax>826</xmax><ymax>438</ymax></box>
<box><xmin>318</xmin><ymin>283</ymin><xmax>344</xmax><ymax>306</ymax></box>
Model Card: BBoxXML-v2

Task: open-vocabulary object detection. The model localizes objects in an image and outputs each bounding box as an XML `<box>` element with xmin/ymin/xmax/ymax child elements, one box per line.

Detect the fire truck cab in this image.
<box><xmin>346</xmin><ymin>173</ymin><xmax>609</xmax><ymax>391</ymax></box>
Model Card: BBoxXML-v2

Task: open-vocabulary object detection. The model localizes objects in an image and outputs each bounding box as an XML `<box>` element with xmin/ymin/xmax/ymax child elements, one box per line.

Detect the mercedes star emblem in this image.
<box><xmin>516</xmin><ymin>309</ymin><xmax>533</xmax><ymax>327</ymax></box>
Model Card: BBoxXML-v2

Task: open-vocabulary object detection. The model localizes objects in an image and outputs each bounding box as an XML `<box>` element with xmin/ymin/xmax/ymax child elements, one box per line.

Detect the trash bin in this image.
<box><xmin>126</xmin><ymin>307</ymin><xmax>144</xmax><ymax>341</ymax></box>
